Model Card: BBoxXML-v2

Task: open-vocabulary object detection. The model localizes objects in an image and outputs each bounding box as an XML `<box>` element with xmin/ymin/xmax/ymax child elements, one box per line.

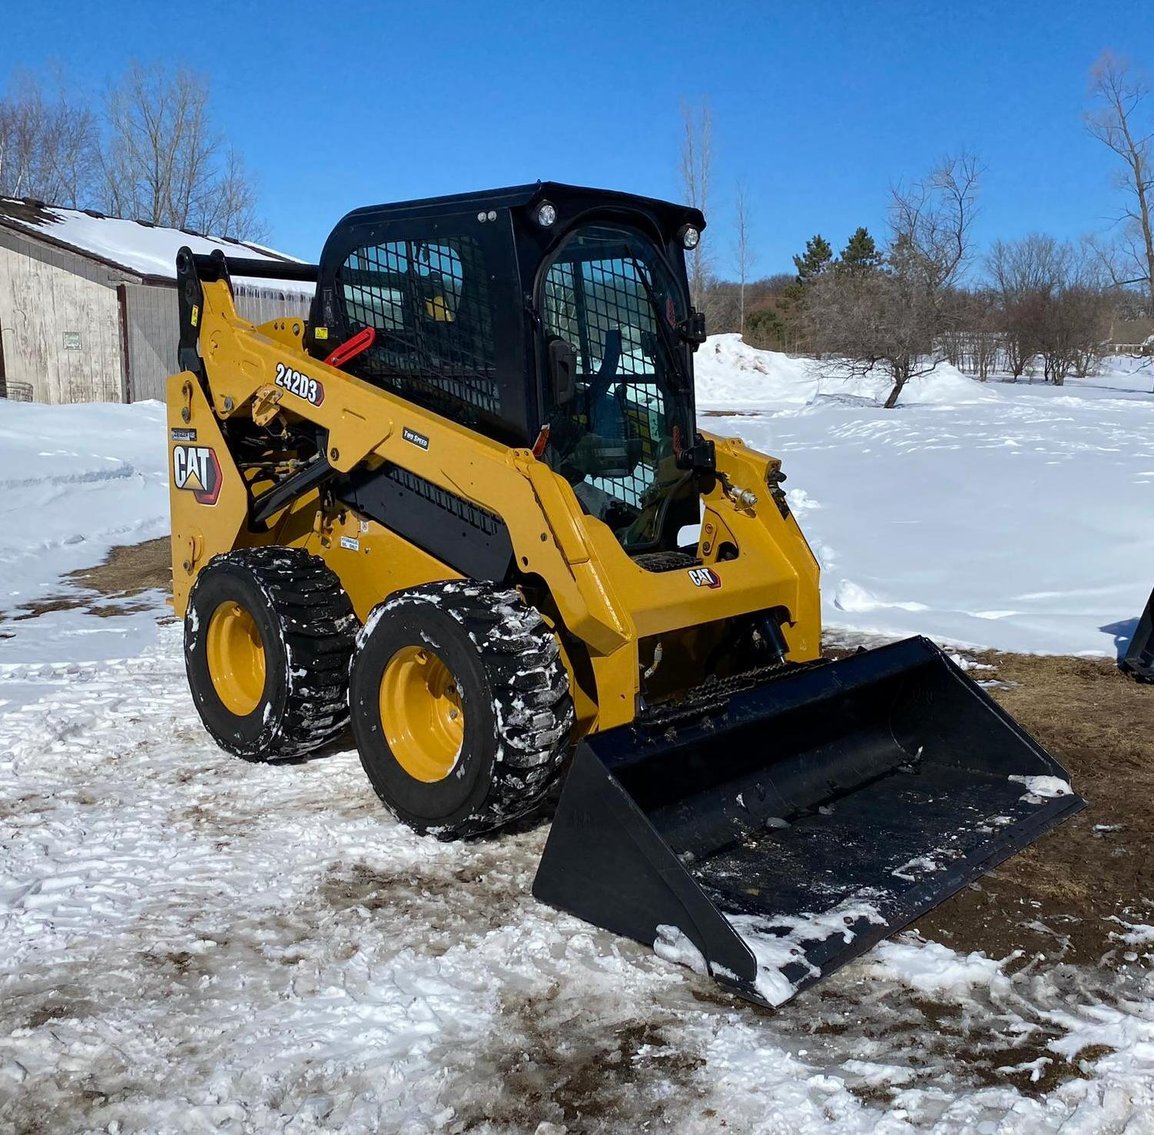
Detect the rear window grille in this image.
<box><xmin>337</xmin><ymin>236</ymin><xmax>498</xmax><ymax>420</ymax></box>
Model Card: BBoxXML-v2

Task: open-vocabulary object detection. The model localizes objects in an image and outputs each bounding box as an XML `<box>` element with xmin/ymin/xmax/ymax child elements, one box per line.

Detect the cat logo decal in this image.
<box><xmin>173</xmin><ymin>445</ymin><xmax>222</xmax><ymax>506</ymax></box>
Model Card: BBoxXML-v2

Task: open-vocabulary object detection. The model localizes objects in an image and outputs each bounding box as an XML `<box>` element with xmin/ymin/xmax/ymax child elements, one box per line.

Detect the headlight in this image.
<box><xmin>678</xmin><ymin>224</ymin><xmax>701</xmax><ymax>250</ymax></box>
<box><xmin>535</xmin><ymin>201</ymin><xmax>557</xmax><ymax>227</ymax></box>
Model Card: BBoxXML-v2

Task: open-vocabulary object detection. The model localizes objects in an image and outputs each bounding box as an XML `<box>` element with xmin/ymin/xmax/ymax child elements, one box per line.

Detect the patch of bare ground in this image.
<box><xmin>912</xmin><ymin>651</ymin><xmax>1154</xmax><ymax>967</ymax></box>
<box><xmin>320</xmin><ymin>850</ymin><xmax>529</xmax><ymax>955</ymax></box>
<box><xmin>448</xmin><ymin>989</ymin><xmax>707</xmax><ymax>1133</ymax></box>
<box><xmin>7</xmin><ymin>537</ymin><xmax>173</xmax><ymax>621</ymax></box>
<box><xmin>66</xmin><ymin>536</ymin><xmax>172</xmax><ymax>597</ymax></box>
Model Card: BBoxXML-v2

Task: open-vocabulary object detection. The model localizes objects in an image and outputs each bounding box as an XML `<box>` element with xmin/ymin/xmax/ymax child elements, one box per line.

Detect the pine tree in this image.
<box><xmin>793</xmin><ymin>234</ymin><xmax>833</xmax><ymax>283</ymax></box>
<box><xmin>837</xmin><ymin>227</ymin><xmax>884</xmax><ymax>277</ymax></box>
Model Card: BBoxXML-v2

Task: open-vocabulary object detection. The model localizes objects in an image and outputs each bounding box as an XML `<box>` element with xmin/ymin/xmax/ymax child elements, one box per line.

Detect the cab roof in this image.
<box><xmin>335</xmin><ymin>181</ymin><xmax>706</xmax><ymax>235</ymax></box>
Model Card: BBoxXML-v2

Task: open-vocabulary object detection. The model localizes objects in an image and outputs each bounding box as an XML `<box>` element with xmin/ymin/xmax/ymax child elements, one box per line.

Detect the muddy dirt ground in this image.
<box><xmin>916</xmin><ymin>650</ymin><xmax>1154</xmax><ymax>968</ymax></box>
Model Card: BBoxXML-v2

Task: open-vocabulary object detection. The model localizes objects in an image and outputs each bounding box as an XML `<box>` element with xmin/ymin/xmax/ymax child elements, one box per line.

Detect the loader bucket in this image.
<box><xmin>533</xmin><ymin>637</ymin><xmax>1085</xmax><ymax>1008</ymax></box>
<box><xmin>1121</xmin><ymin>587</ymin><xmax>1154</xmax><ymax>681</ymax></box>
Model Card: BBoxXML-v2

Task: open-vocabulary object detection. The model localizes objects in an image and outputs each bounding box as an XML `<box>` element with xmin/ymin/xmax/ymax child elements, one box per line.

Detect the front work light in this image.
<box><xmin>536</xmin><ymin>202</ymin><xmax>557</xmax><ymax>227</ymax></box>
<box><xmin>678</xmin><ymin>224</ymin><xmax>701</xmax><ymax>250</ymax></box>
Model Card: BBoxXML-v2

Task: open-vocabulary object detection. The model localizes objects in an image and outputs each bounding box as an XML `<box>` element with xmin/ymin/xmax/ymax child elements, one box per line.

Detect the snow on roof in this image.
<box><xmin>0</xmin><ymin>198</ymin><xmax>313</xmax><ymax>294</ymax></box>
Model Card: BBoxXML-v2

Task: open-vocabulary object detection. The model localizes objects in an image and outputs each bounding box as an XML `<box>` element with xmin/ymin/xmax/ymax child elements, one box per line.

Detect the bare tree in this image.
<box><xmin>680</xmin><ymin>98</ymin><xmax>713</xmax><ymax>311</ymax></box>
<box><xmin>732</xmin><ymin>180</ymin><xmax>752</xmax><ymax>337</ymax></box>
<box><xmin>1086</xmin><ymin>51</ymin><xmax>1154</xmax><ymax>307</ymax></box>
<box><xmin>197</xmin><ymin>147</ymin><xmax>263</xmax><ymax>241</ymax></box>
<box><xmin>1041</xmin><ymin>250</ymin><xmax>1114</xmax><ymax>383</ymax></box>
<box><xmin>889</xmin><ymin>153</ymin><xmax>981</xmax><ymax>298</ymax></box>
<box><xmin>939</xmin><ymin>287</ymin><xmax>1000</xmax><ymax>380</ymax></box>
<box><xmin>986</xmin><ymin>235</ymin><xmax>1114</xmax><ymax>384</ymax></box>
<box><xmin>0</xmin><ymin>73</ymin><xmax>98</xmax><ymax>207</ymax></box>
<box><xmin>102</xmin><ymin>62</ymin><xmax>265</xmax><ymax>239</ymax></box>
<box><xmin>806</xmin><ymin>153</ymin><xmax>981</xmax><ymax>408</ymax></box>
<box><xmin>986</xmin><ymin>233</ymin><xmax>1072</xmax><ymax>378</ymax></box>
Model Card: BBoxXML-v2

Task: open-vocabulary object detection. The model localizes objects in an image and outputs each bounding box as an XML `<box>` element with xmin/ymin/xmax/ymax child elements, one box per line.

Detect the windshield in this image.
<box><xmin>539</xmin><ymin>224</ymin><xmax>694</xmax><ymax>549</ymax></box>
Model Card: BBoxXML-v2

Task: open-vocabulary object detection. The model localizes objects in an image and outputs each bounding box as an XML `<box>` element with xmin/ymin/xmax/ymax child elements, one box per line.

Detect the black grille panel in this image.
<box><xmin>337</xmin><ymin>236</ymin><xmax>498</xmax><ymax>420</ymax></box>
<box><xmin>335</xmin><ymin>462</ymin><xmax>513</xmax><ymax>582</ymax></box>
<box><xmin>384</xmin><ymin>465</ymin><xmax>502</xmax><ymax>536</ymax></box>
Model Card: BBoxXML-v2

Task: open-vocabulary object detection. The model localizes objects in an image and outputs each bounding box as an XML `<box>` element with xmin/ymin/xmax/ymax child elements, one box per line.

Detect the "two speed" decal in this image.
<box><xmin>274</xmin><ymin>362</ymin><xmax>325</xmax><ymax>406</ymax></box>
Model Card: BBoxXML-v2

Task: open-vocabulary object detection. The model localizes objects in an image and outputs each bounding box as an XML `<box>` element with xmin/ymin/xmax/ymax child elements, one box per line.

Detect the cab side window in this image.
<box><xmin>336</xmin><ymin>236</ymin><xmax>498</xmax><ymax>421</ymax></box>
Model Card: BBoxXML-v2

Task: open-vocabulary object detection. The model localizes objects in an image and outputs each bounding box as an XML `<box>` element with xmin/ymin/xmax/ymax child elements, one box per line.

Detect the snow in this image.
<box><xmin>862</xmin><ymin>937</ymin><xmax>1009</xmax><ymax>998</ymax></box>
<box><xmin>653</xmin><ymin>925</ymin><xmax>709</xmax><ymax>975</ymax></box>
<box><xmin>0</xmin><ymin>401</ymin><xmax>168</xmax><ymax>615</ymax></box>
<box><xmin>0</xmin><ymin>197</ymin><xmax>313</xmax><ymax>293</ymax></box>
<box><xmin>727</xmin><ymin>897</ymin><xmax>889</xmax><ymax>1006</ymax></box>
<box><xmin>699</xmin><ymin>334</ymin><xmax>1154</xmax><ymax>656</ymax></box>
<box><xmin>1108</xmin><ymin>918</ymin><xmax>1154</xmax><ymax>948</ymax></box>
<box><xmin>1009</xmin><ymin>774</ymin><xmax>1075</xmax><ymax>800</ymax></box>
<box><xmin>3</xmin><ymin>358</ymin><xmax>1154</xmax><ymax>1129</ymax></box>
<box><xmin>0</xmin><ymin>399</ymin><xmax>170</xmax><ymax>712</ymax></box>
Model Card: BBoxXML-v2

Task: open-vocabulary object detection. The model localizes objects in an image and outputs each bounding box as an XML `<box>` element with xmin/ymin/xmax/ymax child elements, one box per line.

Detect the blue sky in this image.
<box><xmin>3</xmin><ymin>0</ymin><xmax>1152</xmax><ymax>277</ymax></box>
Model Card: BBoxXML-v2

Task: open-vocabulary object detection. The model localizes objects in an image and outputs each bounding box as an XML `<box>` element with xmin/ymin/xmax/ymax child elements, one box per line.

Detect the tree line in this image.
<box><xmin>684</xmin><ymin>51</ymin><xmax>1154</xmax><ymax>407</ymax></box>
<box><xmin>0</xmin><ymin>63</ymin><xmax>263</xmax><ymax>239</ymax></box>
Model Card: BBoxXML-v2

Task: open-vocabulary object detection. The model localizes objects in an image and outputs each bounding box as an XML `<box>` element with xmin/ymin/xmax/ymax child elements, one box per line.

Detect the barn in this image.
<box><xmin>0</xmin><ymin>198</ymin><xmax>311</xmax><ymax>404</ymax></box>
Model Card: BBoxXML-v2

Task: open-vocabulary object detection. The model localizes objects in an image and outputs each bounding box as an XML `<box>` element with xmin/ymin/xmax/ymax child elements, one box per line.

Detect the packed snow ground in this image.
<box><xmin>3</xmin><ymin>628</ymin><xmax>1154</xmax><ymax>1134</ymax></box>
<box><xmin>3</xmin><ymin>348</ymin><xmax>1154</xmax><ymax>1132</ymax></box>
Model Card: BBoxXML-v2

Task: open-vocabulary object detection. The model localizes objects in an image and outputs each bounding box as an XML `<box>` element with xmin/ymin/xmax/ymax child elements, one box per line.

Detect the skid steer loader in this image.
<box><xmin>168</xmin><ymin>182</ymin><xmax>1083</xmax><ymax>1007</ymax></box>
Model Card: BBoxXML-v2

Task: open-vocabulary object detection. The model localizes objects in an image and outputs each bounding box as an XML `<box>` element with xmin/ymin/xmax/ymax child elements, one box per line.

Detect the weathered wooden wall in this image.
<box><xmin>0</xmin><ymin>229</ymin><xmax>125</xmax><ymax>404</ymax></box>
<box><xmin>122</xmin><ymin>284</ymin><xmax>179</xmax><ymax>402</ymax></box>
<box><xmin>0</xmin><ymin>227</ymin><xmax>315</xmax><ymax>404</ymax></box>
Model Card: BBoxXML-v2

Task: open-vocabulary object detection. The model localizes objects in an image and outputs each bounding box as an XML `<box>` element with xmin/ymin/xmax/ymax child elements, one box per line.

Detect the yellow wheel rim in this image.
<box><xmin>206</xmin><ymin>601</ymin><xmax>267</xmax><ymax>717</ymax></box>
<box><xmin>379</xmin><ymin>646</ymin><xmax>464</xmax><ymax>783</ymax></box>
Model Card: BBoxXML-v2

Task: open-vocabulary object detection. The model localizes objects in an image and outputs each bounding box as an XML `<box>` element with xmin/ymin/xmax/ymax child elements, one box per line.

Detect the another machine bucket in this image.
<box><xmin>1121</xmin><ymin>588</ymin><xmax>1154</xmax><ymax>681</ymax></box>
<box><xmin>533</xmin><ymin>637</ymin><xmax>1085</xmax><ymax>1008</ymax></box>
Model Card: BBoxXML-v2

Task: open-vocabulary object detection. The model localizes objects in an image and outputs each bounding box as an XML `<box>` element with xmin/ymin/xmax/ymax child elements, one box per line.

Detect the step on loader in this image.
<box><xmin>167</xmin><ymin>182</ymin><xmax>1083</xmax><ymax>1007</ymax></box>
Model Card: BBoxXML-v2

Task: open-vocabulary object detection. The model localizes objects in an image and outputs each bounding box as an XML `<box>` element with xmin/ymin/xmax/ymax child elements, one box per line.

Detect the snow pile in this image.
<box><xmin>654</xmin><ymin>924</ymin><xmax>709</xmax><ymax>975</ymax></box>
<box><xmin>694</xmin><ymin>333</ymin><xmax>999</xmax><ymax>410</ymax></box>
<box><xmin>1010</xmin><ymin>774</ymin><xmax>1075</xmax><ymax>801</ymax></box>
<box><xmin>864</xmin><ymin>936</ymin><xmax>1010</xmax><ymax>997</ymax></box>
<box><xmin>699</xmin><ymin>335</ymin><xmax>1154</xmax><ymax>655</ymax></box>
<box><xmin>694</xmin><ymin>334</ymin><xmax>818</xmax><ymax>408</ymax></box>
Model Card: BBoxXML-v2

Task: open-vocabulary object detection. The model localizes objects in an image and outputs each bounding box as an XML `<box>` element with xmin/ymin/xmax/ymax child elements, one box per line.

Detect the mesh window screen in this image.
<box><xmin>543</xmin><ymin>228</ymin><xmax>675</xmax><ymax>511</ymax></box>
<box><xmin>337</xmin><ymin>236</ymin><xmax>498</xmax><ymax>420</ymax></box>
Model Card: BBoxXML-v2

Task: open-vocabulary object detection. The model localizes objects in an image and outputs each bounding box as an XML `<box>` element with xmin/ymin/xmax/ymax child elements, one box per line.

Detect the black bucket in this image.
<box><xmin>1122</xmin><ymin>588</ymin><xmax>1154</xmax><ymax>681</ymax></box>
<box><xmin>533</xmin><ymin>637</ymin><xmax>1085</xmax><ymax>1008</ymax></box>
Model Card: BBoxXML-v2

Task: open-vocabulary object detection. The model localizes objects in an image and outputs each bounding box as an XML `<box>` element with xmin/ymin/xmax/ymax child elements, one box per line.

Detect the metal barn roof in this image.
<box><xmin>0</xmin><ymin>198</ymin><xmax>306</xmax><ymax>288</ymax></box>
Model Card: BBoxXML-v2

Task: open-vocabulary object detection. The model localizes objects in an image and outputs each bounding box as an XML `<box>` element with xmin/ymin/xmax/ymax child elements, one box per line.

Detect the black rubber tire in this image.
<box><xmin>184</xmin><ymin>546</ymin><xmax>357</xmax><ymax>761</ymax></box>
<box><xmin>349</xmin><ymin>580</ymin><xmax>574</xmax><ymax>839</ymax></box>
